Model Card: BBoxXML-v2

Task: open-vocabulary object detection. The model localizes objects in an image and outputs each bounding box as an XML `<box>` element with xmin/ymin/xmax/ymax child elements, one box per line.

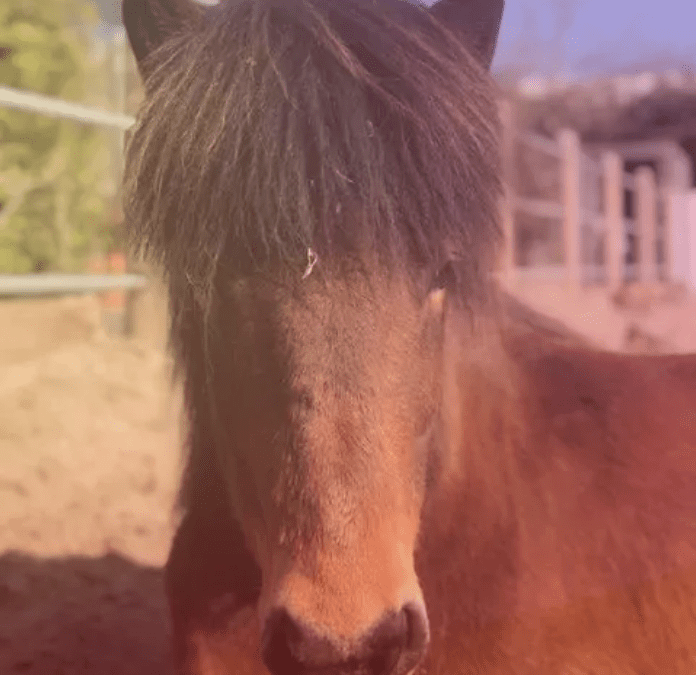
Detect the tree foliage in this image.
<box><xmin>0</xmin><ymin>0</ymin><xmax>117</xmax><ymax>273</ymax></box>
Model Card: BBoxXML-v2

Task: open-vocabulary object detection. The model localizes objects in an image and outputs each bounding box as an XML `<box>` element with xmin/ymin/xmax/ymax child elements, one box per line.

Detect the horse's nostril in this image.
<box><xmin>399</xmin><ymin>603</ymin><xmax>430</xmax><ymax>674</ymax></box>
<box><xmin>261</xmin><ymin>604</ymin><xmax>429</xmax><ymax>675</ymax></box>
<box><xmin>262</xmin><ymin>609</ymin><xmax>335</xmax><ymax>675</ymax></box>
<box><xmin>261</xmin><ymin>609</ymin><xmax>306</xmax><ymax>675</ymax></box>
<box><xmin>366</xmin><ymin>609</ymin><xmax>409</xmax><ymax>675</ymax></box>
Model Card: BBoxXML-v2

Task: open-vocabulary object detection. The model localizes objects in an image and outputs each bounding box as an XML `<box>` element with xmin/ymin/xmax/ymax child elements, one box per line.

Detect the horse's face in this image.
<box><xmin>210</xmin><ymin>266</ymin><xmax>444</xmax><ymax>673</ymax></box>
<box><xmin>122</xmin><ymin>0</ymin><xmax>504</xmax><ymax>671</ymax></box>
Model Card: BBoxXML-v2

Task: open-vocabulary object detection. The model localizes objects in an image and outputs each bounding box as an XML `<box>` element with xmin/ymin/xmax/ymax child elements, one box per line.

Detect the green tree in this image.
<box><xmin>0</xmin><ymin>0</ymin><xmax>115</xmax><ymax>273</ymax></box>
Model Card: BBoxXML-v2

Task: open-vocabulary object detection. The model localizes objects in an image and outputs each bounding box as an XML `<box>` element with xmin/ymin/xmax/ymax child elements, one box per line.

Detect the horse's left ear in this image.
<box><xmin>429</xmin><ymin>0</ymin><xmax>505</xmax><ymax>70</ymax></box>
<box><xmin>122</xmin><ymin>0</ymin><xmax>207</xmax><ymax>79</ymax></box>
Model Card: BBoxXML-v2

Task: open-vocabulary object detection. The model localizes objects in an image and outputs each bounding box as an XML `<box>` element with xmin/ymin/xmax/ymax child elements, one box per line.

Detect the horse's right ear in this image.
<box><xmin>429</xmin><ymin>0</ymin><xmax>504</xmax><ymax>70</ymax></box>
<box><xmin>122</xmin><ymin>0</ymin><xmax>206</xmax><ymax>78</ymax></box>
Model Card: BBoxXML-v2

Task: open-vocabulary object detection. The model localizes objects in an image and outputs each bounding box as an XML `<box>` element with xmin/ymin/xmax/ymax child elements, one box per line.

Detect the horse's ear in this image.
<box><xmin>429</xmin><ymin>0</ymin><xmax>504</xmax><ymax>70</ymax></box>
<box><xmin>122</xmin><ymin>0</ymin><xmax>206</xmax><ymax>78</ymax></box>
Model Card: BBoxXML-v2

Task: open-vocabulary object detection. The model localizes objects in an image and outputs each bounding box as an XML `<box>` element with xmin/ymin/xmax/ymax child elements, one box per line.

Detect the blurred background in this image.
<box><xmin>1</xmin><ymin>0</ymin><xmax>696</xmax><ymax>673</ymax></box>
<box><xmin>492</xmin><ymin>0</ymin><xmax>696</xmax><ymax>353</ymax></box>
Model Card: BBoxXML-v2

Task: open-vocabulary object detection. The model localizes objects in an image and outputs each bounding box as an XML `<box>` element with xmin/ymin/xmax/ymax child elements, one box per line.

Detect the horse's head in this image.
<box><xmin>122</xmin><ymin>0</ymin><xmax>504</xmax><ymax>673</ymax></box>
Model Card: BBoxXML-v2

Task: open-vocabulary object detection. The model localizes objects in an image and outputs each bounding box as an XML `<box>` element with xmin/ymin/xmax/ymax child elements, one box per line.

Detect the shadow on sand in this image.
<box><xmin>0</xmin><ymin>551</ymin><xmax>173</xmax><ymax>674</ymax></box>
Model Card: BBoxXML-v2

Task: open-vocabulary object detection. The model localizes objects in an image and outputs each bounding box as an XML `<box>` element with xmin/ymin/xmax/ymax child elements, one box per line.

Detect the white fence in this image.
<box><xmin>499</xmin><ymin>99</ymin><xmax>671</xmax><ymax>291</ymax></box>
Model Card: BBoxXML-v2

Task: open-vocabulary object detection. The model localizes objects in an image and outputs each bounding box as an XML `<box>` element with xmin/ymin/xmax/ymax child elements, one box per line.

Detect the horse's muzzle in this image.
<box><xmin>261</xmin><ymin>601</ymin><xmax>429</xmax><ymax>675</ymax></box>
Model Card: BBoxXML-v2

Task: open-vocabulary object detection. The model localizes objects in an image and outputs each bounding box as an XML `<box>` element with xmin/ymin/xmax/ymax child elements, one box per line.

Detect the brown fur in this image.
<box><xmin>164</xmin><ymin>314</ymin><xmax>696</xmax><ymax>674</ymax></box>
<box><xmin>120</xmin><ymin>0</ymin><xmax>696</xmax><ymax>672</ymax></box>
<box><xmin>416</xmin><ymin>321</ymin><xmax>696</xmax><ymax>674</ymax></box>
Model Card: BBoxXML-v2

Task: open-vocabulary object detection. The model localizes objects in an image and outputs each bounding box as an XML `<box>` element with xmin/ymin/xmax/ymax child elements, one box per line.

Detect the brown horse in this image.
<box><xmin>121</xmin><ymin>0</ymin><xmax>696</xmax><ymax>673</ymax></box>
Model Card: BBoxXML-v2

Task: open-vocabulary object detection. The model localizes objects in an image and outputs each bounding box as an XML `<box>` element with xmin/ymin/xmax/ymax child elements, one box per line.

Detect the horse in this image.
<box><xmin>121</xmin><ymin>0</ymin><xmax>696</xmax><ymax>673</ymax></box>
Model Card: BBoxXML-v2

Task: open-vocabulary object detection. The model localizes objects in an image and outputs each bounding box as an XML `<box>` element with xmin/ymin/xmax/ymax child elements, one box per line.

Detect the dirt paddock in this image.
<box><xmin>0</xmin><ymin>296</ymin><xmax>182</xmax><ymax>674</ymax></box>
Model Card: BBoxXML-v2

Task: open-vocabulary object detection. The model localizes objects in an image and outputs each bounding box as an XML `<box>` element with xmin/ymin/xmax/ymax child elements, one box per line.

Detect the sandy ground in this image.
<box><xmin>1</xmin><ymin>287</ymin><xmax>696</xmax><ymax>675</ymax></box>
<box><xmin>0</xmin><ymin>296</ymin><xmax>182</xmax><ymax>674</ymax></box>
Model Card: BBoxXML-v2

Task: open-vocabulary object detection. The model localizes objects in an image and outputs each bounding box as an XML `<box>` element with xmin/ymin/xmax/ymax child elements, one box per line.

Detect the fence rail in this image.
<box><xmin>0</xmin><ymin>274</ymin><xmax>147</xmax><ymax>297</ymax></box>
<box><xmin>0</xmin><ymin>86</ymin><xmax>135</xmax><ymax>130</ymax></box>
<box><xmin>515</xmin><ymin>197</ymin><xmax>564</xmax><ymax>220</ymax></box>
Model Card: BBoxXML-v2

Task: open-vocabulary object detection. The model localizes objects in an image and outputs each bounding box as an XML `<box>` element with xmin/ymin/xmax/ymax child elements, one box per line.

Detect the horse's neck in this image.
<box><xmin>438</xmin><ymin>319</ymin><xmax>696</xmax><ymax>611</ymax></box>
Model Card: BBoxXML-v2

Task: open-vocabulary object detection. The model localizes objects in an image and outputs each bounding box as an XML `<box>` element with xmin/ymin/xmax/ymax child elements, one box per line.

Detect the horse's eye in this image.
<box><xmin>430</xmin><ymin>261</ymin><xmax>456</xmax><ymax>292</ymax></box>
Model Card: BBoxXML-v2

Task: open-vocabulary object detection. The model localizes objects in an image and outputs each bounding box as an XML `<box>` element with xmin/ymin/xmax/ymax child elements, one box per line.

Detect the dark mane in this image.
<box><xmin>123</xmin><ymin>0</ymin><xmax>502</xmax><ymax>303</ymax></box>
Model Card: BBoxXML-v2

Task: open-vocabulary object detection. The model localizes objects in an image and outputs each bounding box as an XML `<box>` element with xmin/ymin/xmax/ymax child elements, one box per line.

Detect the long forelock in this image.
<box><xmin>124</xmin><ymin>0</ymin><xmax>503</xmax><ymax>304</ymax></box>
